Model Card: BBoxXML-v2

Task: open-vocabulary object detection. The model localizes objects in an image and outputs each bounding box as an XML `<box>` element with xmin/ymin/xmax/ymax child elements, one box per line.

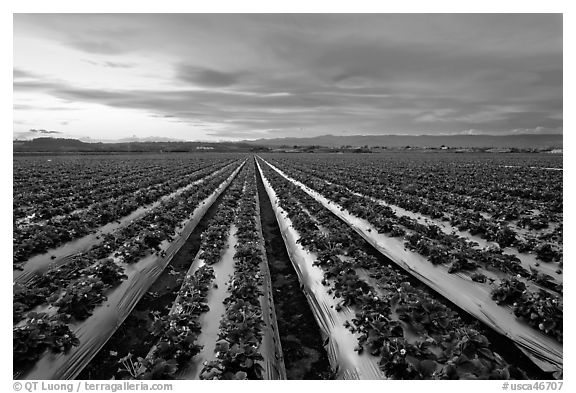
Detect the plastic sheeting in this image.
<box><xmin>300</xmin><ymin>178</ymin><xmax>559</xmax><ymax>295</ymax></box>
<box><xmin>18</xmin><ymin>162</ymin><xmax>245</xmax><ymax>380</ymax></box>
<box><xmin>170</xmin><ymin>220</ymin><xmax>286</xmax><ymax>380</ymax></box>
<box><xmin>260</xmin><ymin>157</ymin><xmax>562</xmax><ymax>375</ymax></box>
<box><xmin>254</xmin><ymin>193</ymin><xmax>287</xmax><ymax>380</ymax></box>
<box><xmin>14</xmin><ymin>162</ymin><xmax>239</xmax><ymax>285</ymax></box>
<box><xmin>256</xmin><ymin>160</ymin><xmax>387</xmax><ymax>380</ymax></box>
<box><xmin>169</xmin><ymin>227</ymin><xmax>239</xmax><ymax>380</ymax></box>
<box><xmin>341</xmin><ymin>185</ymin><xmax>561</xmax><ymax>284</ymax></box>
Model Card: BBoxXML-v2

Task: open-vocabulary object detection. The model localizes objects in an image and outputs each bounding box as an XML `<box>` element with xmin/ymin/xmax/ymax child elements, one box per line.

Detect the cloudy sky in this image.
<box><xmin>13</xmin><ymin>14</ymin><xmax>562</xmax><ymax>141</ymax></box>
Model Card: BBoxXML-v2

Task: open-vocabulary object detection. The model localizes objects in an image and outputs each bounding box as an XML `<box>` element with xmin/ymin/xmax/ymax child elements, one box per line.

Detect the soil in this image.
<box><xmin>350</xmin><ymin>221</ymin><xmax>552</xmax><ymax>379</ymax></box>
<box><xmin>256</xmin><ymin>167</ymin><xmax>334</xmax><ymax>380</ymax></box>
<box><xmin>78</xmin><ymin>187</ymin><xmax>232</xmax><ymax>380</ymax></box>
<box><xmin>297</xmin><ymin>186</ymin><xmax>553</xmax><ymax>380</ymax></box>
<box><xmin>266</xmin><ymin>159</ymin><xmax>553</xmax><ymax>379</ymax></box>
<box><xmin>77</xmin><ymin>157</ymin><xmax>550</xmax><ymax>380</ymax></box>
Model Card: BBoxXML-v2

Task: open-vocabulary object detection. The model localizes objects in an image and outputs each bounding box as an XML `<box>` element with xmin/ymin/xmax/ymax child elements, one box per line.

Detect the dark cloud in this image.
<box><xmin>84</xmin><ymin>59</ymin><xmax>135</xmax><ymax>68</ymax></box>
<box><xmin>29</xmin><ymin>129</ymin><xmax>62</xmax><ymax>134</ymax></box>
<box><xmin>13</xmin><ymin>69</ymin><xmax>35</xmax><ymax>79</ymax></box>
<box><xmin>14</xmin><ymin>129</ymin><xmax>63</xmax><ymax>140</ymax></box>
<box><xmin>13</xmin><ymin>14</ymin><xmax>562</xmax><ymax>139</ymax></box>
<box><xmin>14</xmin><ymin>104</ymin><xmax>36</xmax><ymax>110</ymax></box>
<box><xmin>13</xmin><ymin>71</ymin><xmax>562</xmax><ymax>137</ymax></box>
<box><xmin>14</xmin><ymin>80</ymin><xmax>64</xmax><ymax>90</ymax></box>
<box><xmin>69</xmin><ymin>39</ymin><xmax>128</xmax><ymax>55</ymax></box>
<box><xmin>176</xmin><ymin>65</ymin><xmax>245</xmax><ymax>87</ymax></box>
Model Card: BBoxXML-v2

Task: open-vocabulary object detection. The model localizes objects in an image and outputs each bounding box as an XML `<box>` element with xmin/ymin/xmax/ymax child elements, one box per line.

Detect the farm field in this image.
<box><xmin>13</xmin><ymin>151</ymin><xmax>563</xmax><ymax>380</ymax></box>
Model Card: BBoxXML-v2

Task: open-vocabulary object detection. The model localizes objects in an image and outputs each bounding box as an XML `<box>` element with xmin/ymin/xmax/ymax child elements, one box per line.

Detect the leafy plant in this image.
<box><xmin>51</xmin><ymin>277</ymin><xmax>107</xmax><ymax>320</ymax></box>
<box><xmin>513</xmin><ymin>291</ymin><xmax>562</xmax><ymax>342</ymax></box>
<box><xmin>491</xmin><ymin>277</ymin><xmax>526</xmax><ymax>305</ymax></box>
<box><xmin>13</xmin><ymin>312</ymin><xmax>79</xmax><ymax>369</ymax></box>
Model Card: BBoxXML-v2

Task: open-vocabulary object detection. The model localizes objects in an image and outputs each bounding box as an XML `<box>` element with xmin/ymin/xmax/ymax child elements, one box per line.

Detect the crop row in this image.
<box><xmin>13</xmin><ymin>159</ymin><xmax>239</xmax><ymax>266</ymax></box>
<box><xmin>258</xmin><ymin>158</ymin><xmax>562</xmax><ymax>349</ymax></box>
<box><xmin>200</xmin><ymin>160</ymin><xmax>274</xmax><ymax>379</ymax></box>
<box><xmin>265</xmin><ymin>154</ymin><xmax>562</xmax><ymax>256</ymax></box>
<box><xmin>13</xmin><ymin>154</ymin><xmax>238</xmax><ymax>205</ymax></box>
<box><xmin>264</xmin><ymin>153</ymin><xmax>561</xmax><ymax>215</ymax></box>
<box><xmin>264</xmin><ymin>157</ymin><xmax>562</xmax><ymax>289</ymax></box>
<box><xmin>14</xmin><ymin>158</ymin><xmax>232</xmax><ymax>225</ymax></box>
<box><xmin>129</xmin><ymin>163</ymin><xmax>248</xmax><ymax>379</ymax></box>
<box><xmin>13</xmin><ymin>162</ymin><xmax>244</xmax><ymax>377</ymax></box>
<box><xmin>267</xmin><ymin>159</ymin><xmax>561</xmax><ymax>288</ymax></box>
<box><xmin>14</xmin><ymin>162</ymin><xmax>240</xmax><ymax>323</ymax></box>
<box><xmin>257</xmin><ymin>158</ymin><xmax>528</xmax><ymax>379</ymax></box>
<box><xmin>117</xmin><ymin>159</ymin><xmax>279</xmax><ymax>380</ymax></box>
<box><xmin>13</xmin><ymin>155</ymin><xmax>238</xmax><ymax>220</ymax></box>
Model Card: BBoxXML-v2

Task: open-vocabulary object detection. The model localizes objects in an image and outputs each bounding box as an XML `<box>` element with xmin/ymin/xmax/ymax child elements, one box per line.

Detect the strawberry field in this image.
<box><xmin>13</xmin><ymin>151</ymin><xmax>563</xmax><ymax>380</ymax></box>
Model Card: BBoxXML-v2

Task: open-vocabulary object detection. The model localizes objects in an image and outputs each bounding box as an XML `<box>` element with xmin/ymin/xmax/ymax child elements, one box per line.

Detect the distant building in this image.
<box><xmin>196</xmin><ymin>146</ymin><xmax>214</xmax><ymax>150</ymax></box>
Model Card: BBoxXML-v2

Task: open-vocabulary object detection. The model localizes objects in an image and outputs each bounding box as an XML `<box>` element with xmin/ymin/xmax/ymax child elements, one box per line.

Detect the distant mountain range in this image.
<box><xmin>12</xmin><ymin>133</ymin><xmax>563</xmax><ymax>153</ymax></box>
<box><xmin>242</xmin><ymin>134</ymin><xmax>563</xmax><ymax>149</ymax></box>
<box><xmin>78</xmin><ymin>136</ymin><xmax>185</xmax><ymax>143</ymax></box>
<box><xmin>12</xmin><ymin>138</ymin><xmax>266</xmax><ymax>153</ymax></box>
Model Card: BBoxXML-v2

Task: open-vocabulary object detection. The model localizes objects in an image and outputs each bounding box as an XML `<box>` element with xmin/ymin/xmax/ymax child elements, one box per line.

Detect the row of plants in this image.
<box><xmin>275</xmin><ymin>157</ymin><xmax>563</xmax><ymax>285</ymax></box>
<box><xmin>261</xmin><ymin>159</ymin><xmax>563</xmax><ymax>344</ymax></box>
<box><xmin>127</xmin><ymin>163</ymin><xmax>249</xmax><ymax>379</ymax></box>
<box><xmin>200</xmin><ymin>161</ymin><xmax>267</xmax><ymax>380</ymax></box>
<box><xmin>14</xmin><ymin>156</ymin><xmax>227</xmax><ymax>220</ymax></box>
<box><xmin>13</xmin><ymin>312</ymin><xmax>79</xmax><ymax>372</ymax></box>
<box><xmin>13</xmin><ymin>163</ymin><xmax>245</xmax><ymax>377</ymax></box>
<box><xmin>264</xmin><ymin>153</ymin><xmax>562</xmax><ymax>218</ymax></box>
<box><xmin>257</xmin><ymin>158</ymin><xmax>530</xmax><ymax>379</ymax></box>
<box><xmin>14</xmin><ymin>155</ymin><xmax>236</xmax><ymax>221</ymax></box>
<box><xmin>14</xmin><ymin>155</ymin><xmax>150</xmax><ymax>208</ymax></box>
<box><xmin>15</xmin><ymin>160</ymin><xmax>171</xmax><ymax>221</ymax></box>
<box><xmin>14</xmin><ymin>159</ymin><xmax>231</xmax><ymax>227</ymax></box>
<box><xmin>14</xmin><ymin>161</ymin><xmax>243</xmax><ymax>322</ymax></box>
<box><xmin>125</xmin><ymin>265</ymin><xmax>215</xmax><ymax>379</ymax></box>
<box><xmin>312</xmin><ymin>154</ymin><xmax>560</xmax><ymax>243</ymax></box>
<box><xmin>14</xmin><ymin>159</ymin><xmax>238</xmax><ymax>265</ymax></box>
<box><xmin>491</xmin><ymin>278</ymin><xmax>562</xmax><ymax>342</ymax></box>
<box><xmin>266</xmin><ymin>159</ymin><xmax>562</xmax><ymax>293</ymax></box>
<box><xmin>291</xmin><ymin>154</ymin><xmax>561</xmax><ymax>275</ymax></box>
<box><xmin>265</xmin><ymin>154</ymin><xmax>562</xmax><ymax>261</ymax></box>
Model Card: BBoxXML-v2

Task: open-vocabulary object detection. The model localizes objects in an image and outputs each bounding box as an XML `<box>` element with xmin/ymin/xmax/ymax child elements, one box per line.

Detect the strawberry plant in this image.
<box><xmin>513</xmin><ymin>291</ymin><xmax>562</xmax><ymax>342</ymax></box>
<box><xmin>259</xmin><ymin>158</ymin><xmax>528</xmax><ymax>379</ymax></box>
<box><xmin>51</xmin><ymin>277</ymin><xmax>107</xmax><ymax>320</ymax></box>
<box><xmin>13</xmin><ymin>312</ymin><xmax>79</xmax><ymax>369</ymax></box>
<box><xmin>491</xmin><ymin>277</ymin><xmax>526</xmax><ymax>305</ymax></box>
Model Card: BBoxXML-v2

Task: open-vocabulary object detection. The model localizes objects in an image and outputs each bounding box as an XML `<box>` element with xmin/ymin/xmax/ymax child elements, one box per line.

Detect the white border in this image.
<box><xmin>3</xmin><ymin>3</ymin><xmax>571</xmax><ymax>391</ymax></box>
